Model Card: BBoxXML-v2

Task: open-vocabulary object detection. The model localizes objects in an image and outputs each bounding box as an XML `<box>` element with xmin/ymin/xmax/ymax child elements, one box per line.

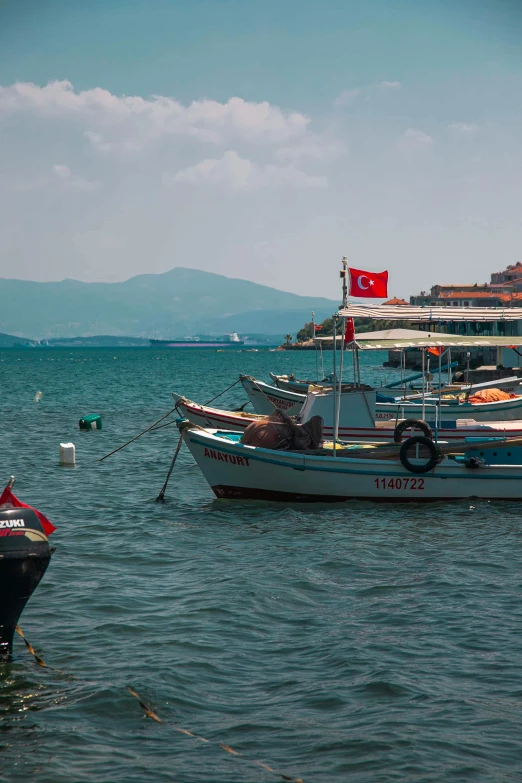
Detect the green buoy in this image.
<box><xmin>79</xmin><ymin>414</ymin><xmax>102</xmax><ymax>431</ymax></box>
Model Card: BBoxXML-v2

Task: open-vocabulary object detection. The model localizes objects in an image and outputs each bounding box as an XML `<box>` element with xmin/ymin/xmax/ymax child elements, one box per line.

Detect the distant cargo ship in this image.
<box><xmin>150</xmin><ymin>332</ymin><xmax>244</xmax><ymax>348</ymax></box>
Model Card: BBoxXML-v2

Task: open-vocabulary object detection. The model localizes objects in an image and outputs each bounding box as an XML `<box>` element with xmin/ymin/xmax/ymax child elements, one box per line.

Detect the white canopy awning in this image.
<box><xmin>355</xmin><ymin>334</ymin><xmax>522</xmax><ymax>350</ymax></box>
<box><xmin>314</xmin><ymin>327</ymin><xmax>522</xmax><ymax>349</ymax></box>
<box><xmin>337</xmin><ymin>303</ymin><xmax>522</xmax><ymax>322</ymax></box>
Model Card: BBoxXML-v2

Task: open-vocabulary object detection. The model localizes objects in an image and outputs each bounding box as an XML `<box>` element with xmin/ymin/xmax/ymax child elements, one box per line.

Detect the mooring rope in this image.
<box><xmin>128</xmin><ymin>687</ymin><xmax>306</xmax><ymax>782</ymax></box>
<box><xmin>15</xmin><ymin>629</ymin><xmax>308</xmax><ymax>782</ymax></box>
<box><xmin>98</xmin><ymin>406</ymin><xmax>179</xmax><ymax>462</ymax></box>
<box><xmin>15</xmin><ymin>626</ymin><xmax>51</xmax><ymax>668</ymax></box>
<box><xmin>155</xmin><ymin>430</ymin><xmax>186</xmax><ymax>502</ymax></box>
<box><xmin>204</xmin><ymin>378</ymin><xmax>240</xmax><ymax>406</ymax></box>
<box><xmin>243</xmin><ymin>375</ymin><xmax>280</xmax><ymax>410</ymax></box>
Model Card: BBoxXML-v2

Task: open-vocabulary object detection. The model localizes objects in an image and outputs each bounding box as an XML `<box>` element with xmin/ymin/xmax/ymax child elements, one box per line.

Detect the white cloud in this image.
<box><xmin>333</xmin><ymin>88</ymin><xmax>361</xmax><ymax>107</ymax></box>
<box><xmin>53</xmin><ymin>164</ymin><xmax>71</xmax><ymax>180</ymax></box>
<box><xmin>52</xmin><ymin>163</ymin><xmax>100</xmax><ymax>191</ymax></box>
<box><xmin>379</xmin><ymin>81</ymin><xmax>402</xmax><ymax>90</ymax></box>
<box><xmin>275</xmin><ymin>139</ymin><xmax>345</xmax><ymax>162</ymax></box>
<box><xmin>0</xmin><ymin>80</ymin><xmax>310</xmax><ymax>151</ymax></box>
<box><xmin>83</xmin><ymin>130</ymin><xmax>112</xmax><ymax>152</ymax></box>
<box><xmin>398</xmin><ymin>128</ymin><xmax>433</xmax><ymax>151</ymax></box>
<box><xmin>172</xmin><ymin>150</ymin><xmax>327</xmax><ymax>190</ymax></box>
<box><xmin>449</xmin><ymin>122</ymin><xmax>478</xmax><ymax>134</ymax></box>
<box><xmin>174</xmin><ymin>150</ymin><xmax>252</xmax><ymax>189</ymax></box>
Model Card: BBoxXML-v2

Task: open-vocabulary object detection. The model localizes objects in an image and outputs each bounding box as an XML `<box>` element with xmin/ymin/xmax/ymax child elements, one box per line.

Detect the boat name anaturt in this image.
<box><xmin>203</xmin><ymin>448</ymin><xmax>250</xmax><ymax>466</ymax></box>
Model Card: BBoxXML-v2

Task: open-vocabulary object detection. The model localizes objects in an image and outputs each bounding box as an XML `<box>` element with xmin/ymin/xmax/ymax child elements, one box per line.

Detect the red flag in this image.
<box><xmin>349</xmin><ymin>267</ymin><xmax>388</xmax><ymax>298</ymax></box>
<box><xmin>344</xmin><ymin>318</ymin><xmax>355</xmax><ymax>345</ymax></box>
<box><xmin>427</xmin><ymin>346</ymin><xmax>443</xmax><ymax>357</ymax></box>
<box><xmin>314</xmin><ymin>324</ymin><xmax>323</xmax><ymax>332</ymax></box>
<box><xmin>0</xmin><ymin>488</ymin><xmax>56</xmax><ymax>536</ymax></box>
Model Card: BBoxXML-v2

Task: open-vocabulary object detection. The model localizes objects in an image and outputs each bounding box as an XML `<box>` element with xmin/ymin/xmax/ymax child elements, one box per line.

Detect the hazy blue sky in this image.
<box><xmin>0</xmin><ymin>0</ymin><xmax>521</xmax><ymax>299</ymax></box>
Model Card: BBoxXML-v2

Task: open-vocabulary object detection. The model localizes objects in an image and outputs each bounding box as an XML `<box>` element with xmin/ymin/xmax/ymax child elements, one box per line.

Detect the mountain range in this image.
<box><xmin>0</xmin><ymin>268</ymin><xmax>339</xmax><ymax>339</ymax></box>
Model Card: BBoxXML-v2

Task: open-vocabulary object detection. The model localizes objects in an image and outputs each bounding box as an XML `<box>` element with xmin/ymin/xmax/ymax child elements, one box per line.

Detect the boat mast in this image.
<box><xmin>333</xmin><ymin>257</ymin><xmax>349</xmax><ymax>455</ymax></box>
<box><xmin>312</xmin><ymin>310</ymin><xmax>319</xmax><ymax>381</ymax></box>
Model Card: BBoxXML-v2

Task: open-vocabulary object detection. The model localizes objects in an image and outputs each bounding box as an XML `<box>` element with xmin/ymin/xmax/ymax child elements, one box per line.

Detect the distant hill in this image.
<box><xmin>0</xmin><ymin>268</ymin><xmax>339</xmax><ymax>339</ymax></box>
<box><xmin>0</xmin><ymin>331</ymin><xmax>37</xmax><ymax>347</ymax></box>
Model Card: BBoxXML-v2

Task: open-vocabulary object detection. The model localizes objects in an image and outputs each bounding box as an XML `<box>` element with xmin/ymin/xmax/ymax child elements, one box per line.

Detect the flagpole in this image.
<box><xmin>335</xmin><ymin>318</ymin><xmax>345</xmax><ymax>448</ymax></box>
<box><xmin>312</xmin><ymin>310</ymin><xmax>319</xmax><ymax>381</ymax></box>
<box><xmin>332</xmin><ymin>317</ymin><xmax>337</xmax><ymax>457</ymax></box>
<box><xmin>341</xmin><ymin>256</ymin><xmax>348</xmax><ymax>308</ymax></box>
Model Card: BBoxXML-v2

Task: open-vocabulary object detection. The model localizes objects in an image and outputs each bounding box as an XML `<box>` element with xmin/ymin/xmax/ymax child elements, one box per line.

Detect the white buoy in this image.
<box><xmin>34</xmin><ymin>391</ymin><xmax>43</xmax><ymax>403</ymax></box>
<box><xmin>59</xmin><ymin>442</ymin><xmax>76</xmax><ymax>466</ymax></box>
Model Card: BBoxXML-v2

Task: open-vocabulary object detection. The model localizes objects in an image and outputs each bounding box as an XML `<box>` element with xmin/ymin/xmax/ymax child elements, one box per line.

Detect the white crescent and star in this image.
<box><xmin>357</xmin><ymin>275</ymin><xmax>374</xmax><ymax>290</ymax></box>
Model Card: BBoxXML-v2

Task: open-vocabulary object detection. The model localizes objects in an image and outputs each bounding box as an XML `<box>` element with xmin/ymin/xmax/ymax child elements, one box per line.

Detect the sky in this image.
<box><xmin>0</xmin><ymin>0</ymin><xmax>521</xmax><ymax>300</ymax></box>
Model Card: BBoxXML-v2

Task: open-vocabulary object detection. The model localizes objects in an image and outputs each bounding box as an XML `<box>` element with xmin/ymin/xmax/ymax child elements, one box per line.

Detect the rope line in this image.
<box><xmin>204</xmin><ymin>378</ymin><xmax>240</xmax><ymax>406</ymax></box>
<box><xmin>98</xmin><ymin>406</ymin><xmax>179</xmax><ymax>462</ymax></box>
<box><xmin>155</xmin><ymin>430</ymin><xmax>186</xmax><ymax>502</ymax></box>
<box><xmin>15</xmin><ymin>632</ymin><xmax>307</xmax><ymax>783</ymax></box>
<box><xmin>128</xmin><ymin>687</ymin><xmax>306</xmax><ymax>783</ymax></box>
<box><xmin>15</xmin><ymin>626</ymin><xmax>51</xmax><ymax>669</ymax></box>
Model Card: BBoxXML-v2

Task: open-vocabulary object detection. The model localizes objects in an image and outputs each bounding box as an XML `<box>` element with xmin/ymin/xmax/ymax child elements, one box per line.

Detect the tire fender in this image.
<box><xmin>393</xmin><ymin>418</ymin><xmax>433</xmax><ymax>444</ymax></box>
<box><xmin>399</xmin><ymin>436</ymin><xmax>442</xmax><ymax>474</ymax></box>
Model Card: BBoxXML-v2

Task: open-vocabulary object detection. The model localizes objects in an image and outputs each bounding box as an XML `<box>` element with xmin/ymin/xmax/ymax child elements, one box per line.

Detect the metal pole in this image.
<box><xmin>436</xmin><ymin>349</ymin><xmax>444</xmax><ymax>443</ymax></box>
<box><xmin>356</xmin><ymin>345</ymin><xmax>362</xmax><ymax>387</ymax></box>
<box><xmin>335</xmin><ymin>320</ymin><xmax>345</xmax><ymax>448</ymax></box>
<box><xmin>341</xmin><ymin>256</ymin><xmax>348</xmax><ymax>308</ymax></box>
<box><xmin>421</xmin><ymin>348</ymin><xmax>426</xmax><ymax>421</ymax></box>
<box><xmin>332</xmin><ymin>318</ymin><xmax>337</xmax><ymax>457</ymax></box>
<box><xmin>312</xmin><ymin>311</ymin><xmax>318</xmax><ymax>381</ymax></box>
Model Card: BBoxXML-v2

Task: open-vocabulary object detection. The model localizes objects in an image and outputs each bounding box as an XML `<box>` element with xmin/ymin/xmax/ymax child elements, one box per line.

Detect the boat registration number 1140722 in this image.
<box><xmin>374</xmin><ymin>477</ymin><xmax>425</xmax><ymax>490</ymax></box>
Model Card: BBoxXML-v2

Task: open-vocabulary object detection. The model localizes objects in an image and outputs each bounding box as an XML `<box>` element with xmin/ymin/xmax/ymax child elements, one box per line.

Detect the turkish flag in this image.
<box><xmin>427</xmin><ymin>346</ymin><xmax>443</xmax><ymax>357</ymax></box>
<box><xmin>344</xmin><ymin>318</ymin><xmax>355</xmax><ymax>345</ymax></box>
<box><xmin>349</xmin><ymin>267</ymin><xmax>388</xmax><ymax>298</ymax></box>
<box><xmin>314</xmin><ymin>324</ymin><xmax>323</xmax><ymax>332</ymax></box>
<box><xmin>0</xmin><ymin>488</ymin><xmax>56</xmax><ymax>536</ymax></box>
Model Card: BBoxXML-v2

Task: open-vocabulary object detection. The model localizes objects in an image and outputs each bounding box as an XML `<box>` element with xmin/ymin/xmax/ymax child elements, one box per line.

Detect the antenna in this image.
<box><xmin>340</xmin><ymin>256</ymin><xmax>348</xmax><ymax>308</ymax></box>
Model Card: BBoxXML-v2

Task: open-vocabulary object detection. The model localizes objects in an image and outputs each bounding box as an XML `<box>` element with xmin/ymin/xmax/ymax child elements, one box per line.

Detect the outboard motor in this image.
<box><xmin>0</xmin><ymin>505</ymin><xmax>53</xmax><ymax>659</ymax></box>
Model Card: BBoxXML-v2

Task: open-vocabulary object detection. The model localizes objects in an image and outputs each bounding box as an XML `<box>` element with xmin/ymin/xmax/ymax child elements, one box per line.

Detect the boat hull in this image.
<box><xmin>376</xmin><ymin>394</ymin><xmax>522</xmax><ymax>422</ymax></box>
<box><xmin>182</xmin><ymin>427</ymin><xmax>522</xmax><ymax>503</ymax></box>
<box><xmin>241</xmin><ymin>377</ymin><xmax>522</xmax><ymax>423</ymax></box>
<box><xmin>172</xmin><ymin>394</ymin><xmax>522</xmax><ymax>442</ymax></box>
<box><xmin>240</xmin><ymin>376</ymin><xmax>305</xmax><ymax>415</ymax></box>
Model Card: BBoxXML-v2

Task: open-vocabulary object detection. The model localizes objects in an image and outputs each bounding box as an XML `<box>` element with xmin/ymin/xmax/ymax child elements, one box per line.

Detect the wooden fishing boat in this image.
<box><xmin>177</xmin><ymin>277</ymin><xmax>522</xmax><ymax>504</ymax></box>
<box><xmin>269</xmin><ymin>372</ymin><xmax>334</xmax><ymax>394</ymax></box>
<box><xmin>240</xmin><ymin>375</ymin><xmax>305</xmax><ymax>415</ymax></box>
<box><xmin>172</xmin><ymin>390</ymin><xmax>522</xmax><ymax>442</ymax></box>
<box><xmin>241</xmin><ymin>373</ymin><xmax>522</xmax><ymax>422</ymax></box>
<box><xmin>269</xmin><ymin>370</ymin><xmax>522</xmax><ymax>397</ymax></box>
<box><xmin>179</xmin><ymin>423</ymin><xmax>522</xmax><ymax>502</ymax></box>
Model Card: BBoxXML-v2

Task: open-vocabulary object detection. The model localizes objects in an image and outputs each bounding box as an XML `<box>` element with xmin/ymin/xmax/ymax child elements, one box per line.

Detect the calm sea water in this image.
<box><xmin>1</xmin><ymin>347</ymin><xmax>522</xmax><ymax>783</ymax></box>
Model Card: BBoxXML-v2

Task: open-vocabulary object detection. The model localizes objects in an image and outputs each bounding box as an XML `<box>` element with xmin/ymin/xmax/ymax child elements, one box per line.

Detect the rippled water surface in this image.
<box><xmin>1</xmin><ymin>347</ymin><xmax>522</xmax><ymax>783</ymax></box>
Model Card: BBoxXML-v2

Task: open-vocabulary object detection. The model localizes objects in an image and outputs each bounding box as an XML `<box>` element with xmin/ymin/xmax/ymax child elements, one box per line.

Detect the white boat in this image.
<box><xmin>269</xmin><ymin>370</ymin><xmax>522</xmax><ymax>398</ymax></box>
<box><xmin>240</xmin><ymin>375</ymin><xmax>304</xmax><ymax>415</ymax></box>
<box><xmin>180</xmin><ymin>424</ymin><xmax>522</xmax><ymax>502</ymax></box>
<box><xmin>172</xmin><ymin>389</ymin><xmax>522</xmax><ymax>442</ymax></box>
<box><xmin>177</xmin><ymin>287</ymin><xmax>522</xmax><ymax>504</ymax></box>
<box><xmin>241</xmin><ymin>373</ymin><xmax>522</xmax><ymax>422</ymax></box>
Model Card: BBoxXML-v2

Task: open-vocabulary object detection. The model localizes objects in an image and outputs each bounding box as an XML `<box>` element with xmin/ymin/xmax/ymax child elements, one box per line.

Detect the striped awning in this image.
<box><xmin>337</xmin><ymin>304</ymin><xmax>522</xmax><ymax>322</ymax></box>
<box><xmin>355</xmin><ymin>335</ymin><xmax>522</xmax><ymax>350</ymax></box>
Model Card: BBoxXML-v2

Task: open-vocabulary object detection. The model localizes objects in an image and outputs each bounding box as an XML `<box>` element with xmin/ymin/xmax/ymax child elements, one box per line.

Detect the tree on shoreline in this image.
<box><xmin>296</xmin><ymin>317</ymin><xmax>409</xmax><ymax>342</ymax></box>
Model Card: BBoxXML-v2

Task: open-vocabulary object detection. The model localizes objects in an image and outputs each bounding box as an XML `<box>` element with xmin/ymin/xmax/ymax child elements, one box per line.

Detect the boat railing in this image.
<box><xmin>395</xmin><ymin>401</ymin><xmax>441</xmax><ymax>431</ymax></box>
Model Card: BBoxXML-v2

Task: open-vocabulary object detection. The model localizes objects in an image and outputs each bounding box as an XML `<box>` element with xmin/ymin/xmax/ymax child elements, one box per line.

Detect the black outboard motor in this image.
<box><xmin>0</xmin><ymin>506</ymin><xmax>53</xmax><ymax>659</ymax></box>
